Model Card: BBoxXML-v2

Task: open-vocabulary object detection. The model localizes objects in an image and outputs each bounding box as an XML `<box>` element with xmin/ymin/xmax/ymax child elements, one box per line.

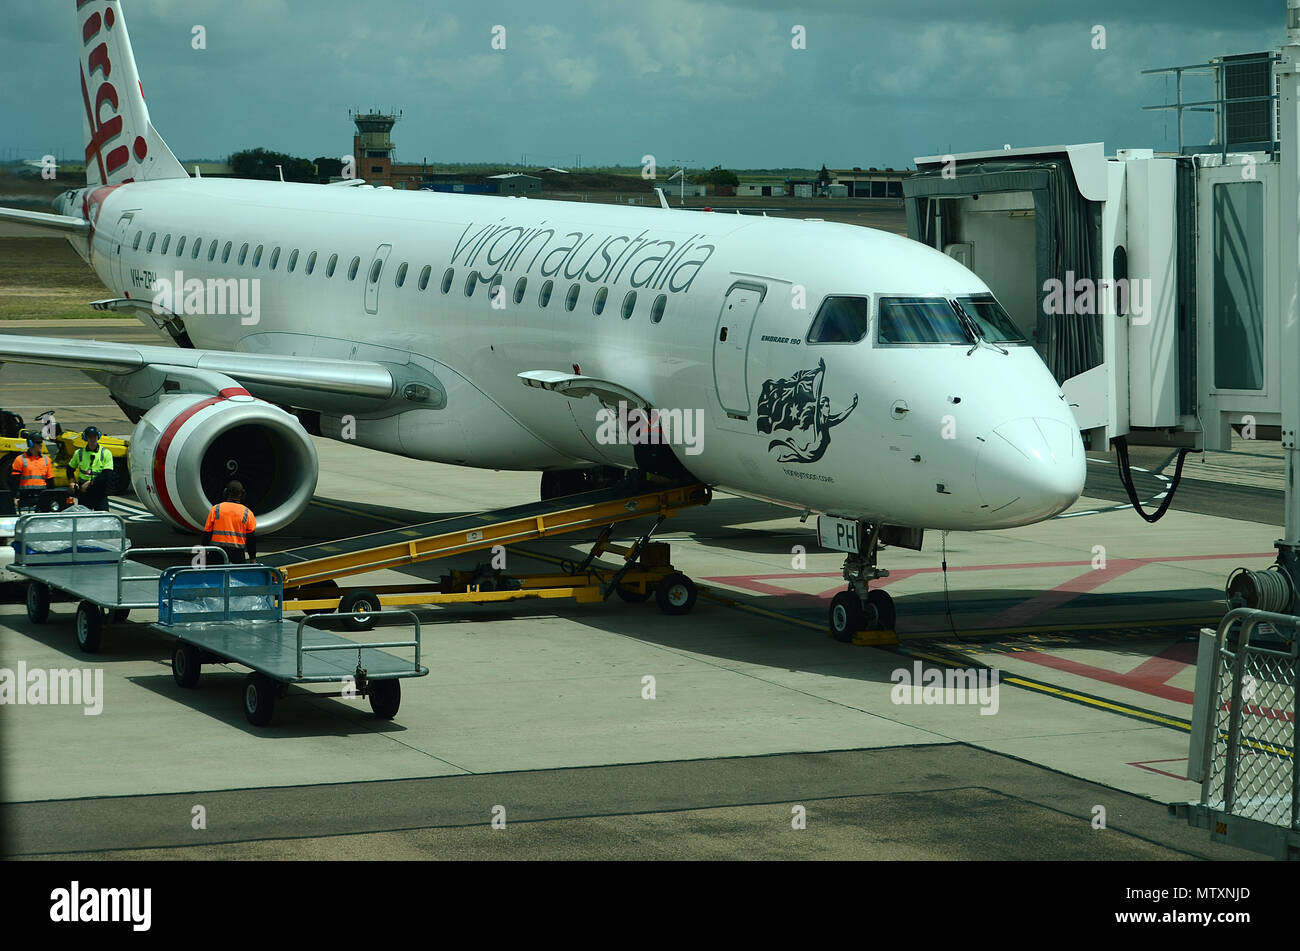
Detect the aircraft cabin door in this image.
<box><xmin>365</xmin><ymin>243</ymin><xmax>392</xmax><ymax>315</ymax></box>
<box><xmin>712</xmin><ymin>282</ymin><xmax>766</xmax><ymax>417</ymax></box>
<box><xmin>113</xmin><ymin>213</ymin><xmax>134</xmax><ymax>293</ymax></box>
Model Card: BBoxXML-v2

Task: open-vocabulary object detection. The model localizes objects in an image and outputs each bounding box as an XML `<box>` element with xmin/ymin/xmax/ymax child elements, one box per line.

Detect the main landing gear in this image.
<box><xmin>827</xmin><ymin>522</ymin><xmax>897</xmax><ymax>644</ymax></box>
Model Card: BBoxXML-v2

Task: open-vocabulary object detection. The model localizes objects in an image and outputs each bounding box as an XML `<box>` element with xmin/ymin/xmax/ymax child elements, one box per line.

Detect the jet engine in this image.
<box><xmin>129</xmin><ymin>389</ymin><xmax>318</xmax><ymax>533</ymax></box>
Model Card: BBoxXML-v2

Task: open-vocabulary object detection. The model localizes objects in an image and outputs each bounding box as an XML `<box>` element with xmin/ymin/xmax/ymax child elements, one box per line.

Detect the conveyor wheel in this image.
<box><xmin>26</xmin><ymin>582</ymin><xmax>50</xmax><ymax>624</ymax></box>
<box><xmin>866</xmin><ymin>589</ymin><xmax>896</xmax><ymax>631</ymax></box>
<box><xmin>172</xmin><ymin>643</ymin><xmax>202</xmax><ymax>688</ymax></box>
<box><xmin>244</xmin><ymin>672</ymin><xmax>277</xmax><ymax>726</ymax></box>
<box><xmin>75</xmin><ymin>601</ymin><xmax>103</xmax><ymax>653</ymax></box>
<box><xmin>369</xmin><ymin>679</ymin><xmax>401</xmax><ymax>719</ymax></box>
<box><xmin>655</xmin><ymin>573</ymin><xmax>697</xmax><ymax>615</ymax></box>
<box><xmin>110</xmin><ymin>608</ymin><xmax>130</xmax><ymax>624</ymax></box>
<box><xmin>829</xmin><ymin>590</ymin><xmax>863</xmax><ymax>643</ymax></box>
<box><xmin>339</xmin><ymin>589</ymin><xmax>379</xmax><ymax>632</ymax></box>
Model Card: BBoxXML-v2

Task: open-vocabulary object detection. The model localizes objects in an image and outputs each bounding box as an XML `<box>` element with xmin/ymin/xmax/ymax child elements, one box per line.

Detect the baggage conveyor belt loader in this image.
<box><xmin>259</xmin><ymin>481</ymin><xmax>713</xmax><ymax>631</ymax></box>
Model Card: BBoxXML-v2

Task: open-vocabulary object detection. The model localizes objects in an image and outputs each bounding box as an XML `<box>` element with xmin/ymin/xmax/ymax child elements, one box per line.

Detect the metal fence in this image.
<box><xmin>1177</xmin><ymin>608</ymin><xmax>1299</xmax><ymax>859</ymax></box>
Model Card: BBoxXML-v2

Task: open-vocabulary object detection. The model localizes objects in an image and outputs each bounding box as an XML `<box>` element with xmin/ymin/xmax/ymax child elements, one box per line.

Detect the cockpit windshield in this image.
<box><xmin>955</xmin><ymin>295</ymin><xmax>1028</xmax><ymax>345</ymax></box>
<box><xmin>877</xmin><ymin>297</ymin><xmax>973</xmax><ymax>345</ymax></box>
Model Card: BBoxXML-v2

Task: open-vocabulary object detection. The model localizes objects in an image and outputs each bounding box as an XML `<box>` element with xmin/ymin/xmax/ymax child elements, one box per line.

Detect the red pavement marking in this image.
<box><xmin>978</xmin><ymin>558</ymin><xmax>1144</xmax><ymax>630</ymax></box>
<box><xmin>1127</xmin><ymin>758</ymin><xmax>1190</xmax><ymax>781</ymax></box>
<box><xmin>1005</xmin><ymin>650</ymin><xmax>1196</xmax><ymax>704</ymax></box>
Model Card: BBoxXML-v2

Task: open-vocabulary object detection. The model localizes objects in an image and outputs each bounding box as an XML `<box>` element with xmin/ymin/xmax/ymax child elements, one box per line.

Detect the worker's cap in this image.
<box><xmin>26</xmin><ymin>434</ymin><xmax>43</xmax><ymax>448</ymax></box>
<box><xmin>82</xmin><ymin>426</ymin><xmax>101</xmax><ymax>440</ymax></box>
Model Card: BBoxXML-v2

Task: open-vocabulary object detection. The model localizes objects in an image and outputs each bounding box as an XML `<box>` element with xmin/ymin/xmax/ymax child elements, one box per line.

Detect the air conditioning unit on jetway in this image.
<box><xmin>905</xmin><ymin>136</ymin><xmax>1280</xmax><ymax>453</ymax></box>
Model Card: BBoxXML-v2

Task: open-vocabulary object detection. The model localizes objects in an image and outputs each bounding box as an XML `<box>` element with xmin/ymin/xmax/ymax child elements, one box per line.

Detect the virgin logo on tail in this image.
<box><xmin>79</xmin><ymin>0</ymin><xmax>146</xmax><ymax>184</ymax></box>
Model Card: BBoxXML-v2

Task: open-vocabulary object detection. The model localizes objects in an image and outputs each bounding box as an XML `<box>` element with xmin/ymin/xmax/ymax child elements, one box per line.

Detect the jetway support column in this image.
<box><xmin>1277</xmin><ymin>2</ymin><xmax>1300</xmax><ymax>608</ymax></box>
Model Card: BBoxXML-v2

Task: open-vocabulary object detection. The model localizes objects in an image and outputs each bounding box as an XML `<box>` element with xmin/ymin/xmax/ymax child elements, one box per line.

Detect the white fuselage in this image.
<box><xmin>81</xmin><ymin>177</ymin><xmax>1084</xmax><ymax>530</ymax></box>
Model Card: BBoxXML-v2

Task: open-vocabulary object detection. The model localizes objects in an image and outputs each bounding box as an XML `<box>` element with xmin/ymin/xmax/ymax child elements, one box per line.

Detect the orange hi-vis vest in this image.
<box><xmin>205</xmin><ymin>502</ymin><xmax>257</xmax><ymax>547</ymax></box>
<box><xmin>12</xmin><ymin>451</ymin><xmax>53</xmax><ymax>489</ymax></box>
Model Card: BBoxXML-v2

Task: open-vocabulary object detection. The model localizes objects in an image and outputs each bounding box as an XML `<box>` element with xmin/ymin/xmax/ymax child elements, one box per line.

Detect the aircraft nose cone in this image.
<box><xmin>975</xmin><ymin>416</ymin><xmax>1085</xmax><ymax>524</ymax></box>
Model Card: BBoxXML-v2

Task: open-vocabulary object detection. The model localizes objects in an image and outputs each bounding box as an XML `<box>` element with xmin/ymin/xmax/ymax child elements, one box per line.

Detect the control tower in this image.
<box><xmin>351</xmin><ymin>109</ymin><xmax>402</xmax><ymax>184</ymax></box>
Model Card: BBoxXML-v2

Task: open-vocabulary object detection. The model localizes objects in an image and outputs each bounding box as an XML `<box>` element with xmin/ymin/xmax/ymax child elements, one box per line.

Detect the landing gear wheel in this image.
<box><xmin>616</xmin><ymin>583</ymin><xmax>651</xmax><ymax>603</ymax></box>
<box><xmin>244</xmin><ymin>672</ymin><xmax>277</xmax><ymax>726</ymax></box>
<box><xmin>830</xmin><ymin>591</ymin><xmax>864</xmax><ymax>643</ymax></box>
<box><xmin>26</xmin><ymin>582</ymin><xmax>51</xmax><ymax>624</ymax></box>
<box><xmin>369</xmin><ymin>679</ymin><xmax>401</xmax><ymax>719</ymax></box>
<box><xmin>866</xmin><ymin>589</ymin><xmax>896</xmax><ymax>630</ymax></box>
<box><xmin>75</xmin><ymin>600</ymin><xmax>103</xmax><ymax>653</ymax></box>
<box><xmin>655</xmin><ymin>573</ymin><xmax>697</xmax><ymax>615</ymax></box>
<box><xmin>339</xmin><ymin>589</ymin><xmax>379</xmax><ymax>632</ymax></box>
<box><xmin>110</xmin><ymin>608</ymin><xmax>130</xmax><ymax>624</ymax></box>
<box><xmin>172</xmin><ymin>643</ymin><xmax>202</xmax><ymax>688</ymax></box>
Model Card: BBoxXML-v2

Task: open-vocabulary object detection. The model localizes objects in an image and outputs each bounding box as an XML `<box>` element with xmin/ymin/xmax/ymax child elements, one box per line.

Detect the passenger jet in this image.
<box><xmin>0</xmin><ymin>1</ymin><xmax>1085</xmax><ymax>636</ymax></box>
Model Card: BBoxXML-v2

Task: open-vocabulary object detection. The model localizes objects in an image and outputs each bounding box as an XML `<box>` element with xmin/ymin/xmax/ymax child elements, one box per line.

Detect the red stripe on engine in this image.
<box><xmin>219</xmin><ymin>387</ymin><xmax>250</xmax><ymax>398</ymax></box>
<box><xmin>152</xmin><ymin>396</ymin><xmax>223</xmax><ymax>531</ymax></box>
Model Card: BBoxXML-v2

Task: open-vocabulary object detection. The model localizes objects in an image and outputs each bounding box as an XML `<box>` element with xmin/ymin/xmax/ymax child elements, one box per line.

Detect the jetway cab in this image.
<box><xmin>903</xmin><ymin>45</ymin><xmax>1300</xmax><ymax>618</ymax></box>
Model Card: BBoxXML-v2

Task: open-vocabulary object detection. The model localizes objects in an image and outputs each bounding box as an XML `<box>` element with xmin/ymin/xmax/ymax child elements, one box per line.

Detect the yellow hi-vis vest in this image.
<box><xmin>70</xmin><ymin>446</ymin><xmax>114</xmax><ymax>480</ymax></box>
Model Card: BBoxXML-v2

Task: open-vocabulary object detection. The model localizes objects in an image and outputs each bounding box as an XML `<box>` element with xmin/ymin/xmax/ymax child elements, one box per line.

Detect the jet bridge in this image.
<box><xmin>907</xmin><ymin>4</ymin><xmax>1300</xmax><ymax>857</ymax></box>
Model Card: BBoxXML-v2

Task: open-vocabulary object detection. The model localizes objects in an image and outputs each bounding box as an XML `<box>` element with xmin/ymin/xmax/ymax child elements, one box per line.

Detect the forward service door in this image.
<box><xmin>712</xmin><ymin>282</ymin><xmax>766</xmax><ymax>416</ymax></box>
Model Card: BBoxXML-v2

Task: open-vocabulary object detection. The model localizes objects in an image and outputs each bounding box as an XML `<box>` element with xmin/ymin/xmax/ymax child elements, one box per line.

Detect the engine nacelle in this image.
<box><xmin>129</xmin><ymin>389</ymin><xmax>317</xmax><ymax>534</ymax></box>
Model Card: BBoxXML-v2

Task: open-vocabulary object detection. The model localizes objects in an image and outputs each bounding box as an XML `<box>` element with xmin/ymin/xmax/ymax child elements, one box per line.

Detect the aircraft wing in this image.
<box><xmin>0</xmin><ymin>207</ymin><xmax>90</xmax><ymax>238</ymax></box>
<box><xmin>0</xmin><ymin>332</ymin><xmax>404</xmax><ymax>403</ymax></box>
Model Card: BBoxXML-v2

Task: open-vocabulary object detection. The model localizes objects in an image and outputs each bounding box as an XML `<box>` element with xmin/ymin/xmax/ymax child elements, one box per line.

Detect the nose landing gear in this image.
<box><xmin>826</xmin><ymin>522</ymin><xmax>898</xmax><ymax>644</ymax></box>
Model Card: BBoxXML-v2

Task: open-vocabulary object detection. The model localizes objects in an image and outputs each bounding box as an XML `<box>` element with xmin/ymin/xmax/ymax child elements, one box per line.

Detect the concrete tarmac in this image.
<box><xmin>0</xmin><ymin>319</ymin><xmax>1277</xmax><ymax>860</ymax></box>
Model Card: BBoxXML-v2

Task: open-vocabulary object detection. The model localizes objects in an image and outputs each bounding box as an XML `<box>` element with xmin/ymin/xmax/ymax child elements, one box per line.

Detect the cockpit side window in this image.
<box><xmin>806</xmin><ymin>296</ymin><xmax>871</xmax><ymax>344</ymax></box>
<box><xmin>877</xmin><ymin>297</ymin><xmax>972</xmax><ymax>344</ymax></box>
<box><xmin>955</xmin><ymin>295</ymin><xmax>1028</xmax><ymax>344</ymax></box>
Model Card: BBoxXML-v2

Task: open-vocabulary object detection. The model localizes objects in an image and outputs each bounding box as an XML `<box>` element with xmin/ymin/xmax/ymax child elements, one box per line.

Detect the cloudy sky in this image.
<box><xmin>1</xmin><ymin>0</ymin><xmax>1288</xmax><ymax>170</ymax></box>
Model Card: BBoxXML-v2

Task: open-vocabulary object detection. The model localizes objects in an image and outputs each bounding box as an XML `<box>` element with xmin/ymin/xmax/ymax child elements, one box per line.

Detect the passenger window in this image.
<box><xmin>877</xmin><ymin>297</ymin><xmax>971</xmax><ymax>344</ymax></box>
<box><xmin>395</xmin><ymin>262</ymin><xmax>408</xmax><ymax>288</ymax></box>
<box><xmin>146</xmin><ymin>232</ymin><xmax>156</xmax><ymax>253</ymax></box>
<box><xmin>513</xmin><ymin>277</ymin><xmax>527</xmax><ymax>304</ymax></box>
<box><xmin>191</xmin><ymin>238</ymin><xmax>202</xmax><ymax>260</ymax></box>
<box><xmin>222</xmin><ymin>241</ymin><xmax>232</xmax><ymax>263</ymax></box>
<box><xmin>441</xmin><ymin>268</ymin><xmax>454</xmax><ymax>294</ymax></box>
<box><xmin>621</xmin><ymin>291</ymin><xmax>636</xmax><ymax>319</ymax></box>
<box><xmin>565</xmin><ymin>284</ymin><xmax>580</xmax><ymax>311</ymax></box>
<box><xmin>538</xmin><ymin>280</ymin><xmax>553</xmax><ymax>307</ymax></box>
<box><xmin>419</xmin><ymin>266</ymin><xmax>431</xmax><ymax>291</ymax></box>
<box><xmin>348</xmin><ymin>256</ymin><xmax>361</xmax><ymax>280</ymax></box>
<box><xmin>465</xmin><ymin>270</ymin><xmax>479</xmax><ymax>297</ymax></box>
<box><xmin>208</xmin><ymin>242</ymin><xmax>218</xmax><ymax>263</ymax></box>
<box><xmin>592</xmin><ymin>287</ymin><xmax>608</xmax><ymax>316</ymax></box>
<box><xmin>326</xmin><ymin>254</ymin><xmax>338</xmax><ymax>277</ymax></box>
<box><xmin>287</xmin><ymin>250</ymin><xmax>299</xmax><ymax>273</ymax></box>
<box><xmin>806</xmin><ymin>296</ymin><xmax>871</xmax><ymax>344</ymax></box>
<box><xmin>305</xmin><ymin>251</ymin><xmax>316</xmax><ymax>275</ymax></box>
<box><xmin>252</xmin><ymin>245</ymin><xmax>263</xmax><ymax>268</ymax></box>
<box><xmin>650</xmin><ymin>294</ymin><xmax>667</xmax><ymax>323</ymax></box>
<box><xmin>238</xmin><ymin>243</ymin><xmax>249</xmax><ymax>265</ymax></box>
<box><xmin>369</xmin><ymin>259</ymin><xmax>382</xmax><ymax>284</ymax></box>
<box><xmin>269</xmin><ymin>247</ymin><xmax>280</xmax><ymax>270</ymax></box>
<box><xmin>175</xmin><ymin>236</ymin><xmax>185</xmax><ymax>257</ymax></box>
<box><xmin>132</xmin><ymin>231</ymin><xmax>142</xmax><ymax>250</ymax></box>
<box><xmin>160</xmin><ymin>234</ymin><xmax>171</xmax><ymax>255</ymax></box>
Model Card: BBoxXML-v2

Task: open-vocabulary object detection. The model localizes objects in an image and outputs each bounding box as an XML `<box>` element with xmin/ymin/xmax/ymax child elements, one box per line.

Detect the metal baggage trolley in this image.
<box><xmin>153</xmin><ymin>565</ymin><xmax>428</xmax><ymax>726</ymax></box>
<box><xmin>9</xmin><ymin>511</ymin><xmax>227</xmax><ymax>652</ymax></box>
